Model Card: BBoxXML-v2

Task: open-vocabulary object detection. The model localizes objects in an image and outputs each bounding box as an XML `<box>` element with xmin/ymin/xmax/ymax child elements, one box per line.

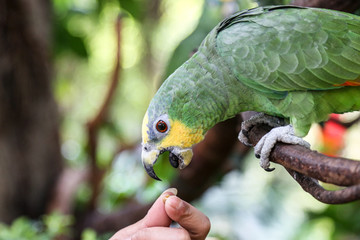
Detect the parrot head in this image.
<box><xmin>140</xmin><ymin>66</ymin><xmax>207</xmax><ymax>181</ymax></box>
<box><xmin>141</xmin><ymin>108</ymin><xmax>204</xmax><ymax>180</ymax></box>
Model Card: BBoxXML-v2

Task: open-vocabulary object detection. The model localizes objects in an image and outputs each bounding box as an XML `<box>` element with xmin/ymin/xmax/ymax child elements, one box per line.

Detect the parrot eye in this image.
<box><xmin>156</xmin><ymin>120</ymin><xmax>168</xmax><ymax>133</ymax></box>
<box><xmin>152</xmin><ymin>115</ymin><xmax>170</xmax><ymax>137</ymax></box>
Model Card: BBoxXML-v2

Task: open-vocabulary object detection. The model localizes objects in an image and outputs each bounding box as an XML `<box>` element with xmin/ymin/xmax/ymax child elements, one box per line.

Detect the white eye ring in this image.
<box><xmin>153</xmin><ymin>115</ymin><xmax>170</xmax><ymax>135</ymax></box>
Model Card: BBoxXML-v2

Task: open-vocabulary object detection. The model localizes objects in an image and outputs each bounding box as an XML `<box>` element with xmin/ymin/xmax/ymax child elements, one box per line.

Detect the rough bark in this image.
<box><xmin>0</xmin><ymin>0</ymin><xmax>62</xmax><ymax>222</ymax></box>
<box><xmin>292</xmin><ymin>0</ymin><xmax>360</xmax><ymax>13</ymax></box>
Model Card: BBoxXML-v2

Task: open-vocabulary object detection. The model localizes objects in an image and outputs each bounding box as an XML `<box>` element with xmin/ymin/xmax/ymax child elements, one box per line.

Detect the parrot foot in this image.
<box><xmin>255</xmin><ymin>125</ymin><xmax>311</xmax><ymax>171</ymax></box>
<box><xmin>238</xmin><ymin>113</ymin><xmax>310</xmax><ymax>171</ymax></box>
<box><xmin>239</xmin><ymin>113</ymin><xmax>286</xmax><ymax>147</ymax></box>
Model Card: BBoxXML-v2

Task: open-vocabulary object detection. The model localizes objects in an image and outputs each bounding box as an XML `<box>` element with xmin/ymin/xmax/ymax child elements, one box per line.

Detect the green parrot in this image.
<box><xmin>141</xmin><ymin>6</ymin><xmax>360</xmax><ymax>180</ymax></box>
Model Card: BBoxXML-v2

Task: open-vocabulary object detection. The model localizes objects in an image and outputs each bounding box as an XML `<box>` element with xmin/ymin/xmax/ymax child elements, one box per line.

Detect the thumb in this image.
<box><xmin>164</xmin><ymin>195</ymin><xmax>211</xmax><ymax>240</ymax></box>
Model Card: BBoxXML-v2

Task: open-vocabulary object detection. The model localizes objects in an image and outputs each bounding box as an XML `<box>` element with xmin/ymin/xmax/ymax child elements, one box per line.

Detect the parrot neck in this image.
<box><xmin>168</xmin><ymin>48</ymin><xmax>279</xmax><ymax>134</ymax></box>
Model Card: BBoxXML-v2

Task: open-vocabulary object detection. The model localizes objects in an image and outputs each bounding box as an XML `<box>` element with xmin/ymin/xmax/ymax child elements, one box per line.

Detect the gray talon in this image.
<box><xmin>265</xmin><ymin>167</ymin><xmax>275</xmax><ymax>172</ymax></box>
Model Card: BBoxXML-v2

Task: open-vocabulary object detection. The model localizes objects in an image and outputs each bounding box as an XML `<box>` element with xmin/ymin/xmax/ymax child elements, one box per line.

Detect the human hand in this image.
<box><xmin>110</xmin><ymin>188</ymin><xmax>211</xmax><ymax>240</ymax></box>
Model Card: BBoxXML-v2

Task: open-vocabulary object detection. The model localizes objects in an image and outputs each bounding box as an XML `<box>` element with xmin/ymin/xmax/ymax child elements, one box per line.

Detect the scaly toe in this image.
<box><xmin>255</xmin><ymin>125</ymin><xmax>311</xmax><ymax>171</ymax></box>
<box><xmin>238</xmin><ymin>129</ymin><xmax>253</xmax><ymax>147</ymax></box>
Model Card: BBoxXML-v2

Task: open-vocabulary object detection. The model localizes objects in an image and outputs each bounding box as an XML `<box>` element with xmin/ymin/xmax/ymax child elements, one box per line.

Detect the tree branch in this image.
<box><xmin>286</xmin><ymin>169</ymin><xmax>360</xmax><ymax>204</ymax></box>
<box><xmin>47</xmin><ymin>167</ymin><xmax>89</xmax><ymax>214</ymax></box>
<box><xmin>246</xmin><ymin>120</ymin><xmax>360</xmax><ymax>204</ymax></box>
<box><xmin>86</xmin><ymin>15</ymin><xmax>123</xmax><ymax>211</ymax></box>
<box><xmin>291</xmin><ymin>0</ymin><xmax>360</xmax><ymax>13</ymax></box>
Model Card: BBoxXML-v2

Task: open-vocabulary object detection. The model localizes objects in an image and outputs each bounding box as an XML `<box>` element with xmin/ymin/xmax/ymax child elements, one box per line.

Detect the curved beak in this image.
<box><xmin>141</xmin><ymin>143</ymin><xmax>193</xmax><ymax>181</ymax></box>
<box><xmin>141</xmin><ymin>145</ymin><xmax>161</xmax><ymax>180</ymax></box>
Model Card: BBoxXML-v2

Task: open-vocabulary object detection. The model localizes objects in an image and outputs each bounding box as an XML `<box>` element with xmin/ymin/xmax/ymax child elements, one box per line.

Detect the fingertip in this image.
<box><xmin>163</xmin><ymin>187</ymin><xmax>178</xmax><ymax>196</ymax></box>
<box><xmin>165</xmin><ymin>196</ymin><xmax>211</xmax><ymax>239</ymax></box>
<box><xmin>164</xmin><ymin>196</ymin><xmax>188</xmax><ymax>221</ymax></box>
<box><xmin>162</xmin><ymin>188</ymin><xmax>178</xmax><ymax>203</ymax></box>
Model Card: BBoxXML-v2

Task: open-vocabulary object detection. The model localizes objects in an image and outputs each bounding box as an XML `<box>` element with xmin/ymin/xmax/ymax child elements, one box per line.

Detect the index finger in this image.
<box><xmin>110</xmin><ymin>188</ymin><xmax>177</xmax><ymax>240</ymax></box>
<box><xmin>165</xmin><ymin>196</ymin><xmax>211</xmax><ymax>240</ymax></box>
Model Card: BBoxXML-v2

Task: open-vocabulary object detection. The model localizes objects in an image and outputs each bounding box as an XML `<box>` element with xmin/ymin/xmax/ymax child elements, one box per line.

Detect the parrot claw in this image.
<box><xmin>265</xmin><ymin>167</ymin><xmax>275</xmax><ymax>172</ymax></box>
<box><xmin>254</xmin><ymin>125</ymin><xmax>311</xmax><ymax>170</ymax></box>
<box><xmin>239</xmin><ymin>113</ymin><xmax>310</xmax><ymax>171</ymax></box>
<box><xmin>239</xmin><ymin>113</ymin><xmax>286</xmax><ymax>147</ymax></box>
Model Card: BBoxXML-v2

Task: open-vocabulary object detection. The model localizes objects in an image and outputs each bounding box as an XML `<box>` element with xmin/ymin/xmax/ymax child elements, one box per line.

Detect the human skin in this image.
<box><xmin>109</xmin><ymin>188</ymin><xmax>211</xmax><ymax>240</ymax></box>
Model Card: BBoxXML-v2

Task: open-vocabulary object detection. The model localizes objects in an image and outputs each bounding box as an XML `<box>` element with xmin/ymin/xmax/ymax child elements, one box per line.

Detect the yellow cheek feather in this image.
<box><xmin>160</xmin><ymin>119</ymin><xmax>204</xmax><ymax>149</ymax></box>
<box><xmin>142</xmin><ymin>111</ymin><xmax>149</xmax><ymax>143</ymax></box>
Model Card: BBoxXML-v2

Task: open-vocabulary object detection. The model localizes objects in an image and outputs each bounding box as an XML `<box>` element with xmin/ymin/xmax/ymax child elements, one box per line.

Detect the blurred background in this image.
<box><xmin>1</xmin><ymin>0</ymin><xmax>360</xmax><ymax>239</ymax></box>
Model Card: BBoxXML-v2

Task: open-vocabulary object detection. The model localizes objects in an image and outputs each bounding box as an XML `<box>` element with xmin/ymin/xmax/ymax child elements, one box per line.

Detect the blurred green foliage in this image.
<box><xmin>0</xmin><ymin>214</ymin><xmax>72</xmax><ymax>240</ymax></box>
<box><xmin>295</xmin><ymin>202</ymin><xmax>360</xmax><ymax>239</ymax></box>
<box><xmin>0</xmin><ymin>214</ymin><xmax>110</xmax><ymax>240</ymax></box>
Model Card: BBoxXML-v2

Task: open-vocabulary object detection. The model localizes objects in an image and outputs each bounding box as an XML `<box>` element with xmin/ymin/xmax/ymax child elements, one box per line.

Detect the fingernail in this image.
<box><xmin>162</xmin><ymin>188</ymin><xmax>178</xmax><ymax>203</ymax></box>
<box><xmin>166</xmin><ymin>195</ymin><xmax>183</xmax><ymax>211</ymax></box>
<box><xmin>162</xmin><ymin>188</ymin><xmax>178</xmax><ymax>196</ymax></box>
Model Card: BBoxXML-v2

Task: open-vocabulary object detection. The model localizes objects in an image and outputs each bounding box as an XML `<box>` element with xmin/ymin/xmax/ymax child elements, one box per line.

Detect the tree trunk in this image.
<box><xmin>0</xmin><ymin>0</ymin><xmax>62</xmax><ymax>223</ymax></box>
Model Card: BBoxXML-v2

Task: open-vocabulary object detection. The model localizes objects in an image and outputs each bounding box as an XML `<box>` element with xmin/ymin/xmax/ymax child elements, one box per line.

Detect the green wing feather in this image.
<box><xmin>213</xmin><ymin>6</ymin><xmax>360</xmax><ymax>136</ymax></box>
<box><xmin>215</xmin><ymin>6</ymin><xmax>360</xmax><ymax>93</ymax></box>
